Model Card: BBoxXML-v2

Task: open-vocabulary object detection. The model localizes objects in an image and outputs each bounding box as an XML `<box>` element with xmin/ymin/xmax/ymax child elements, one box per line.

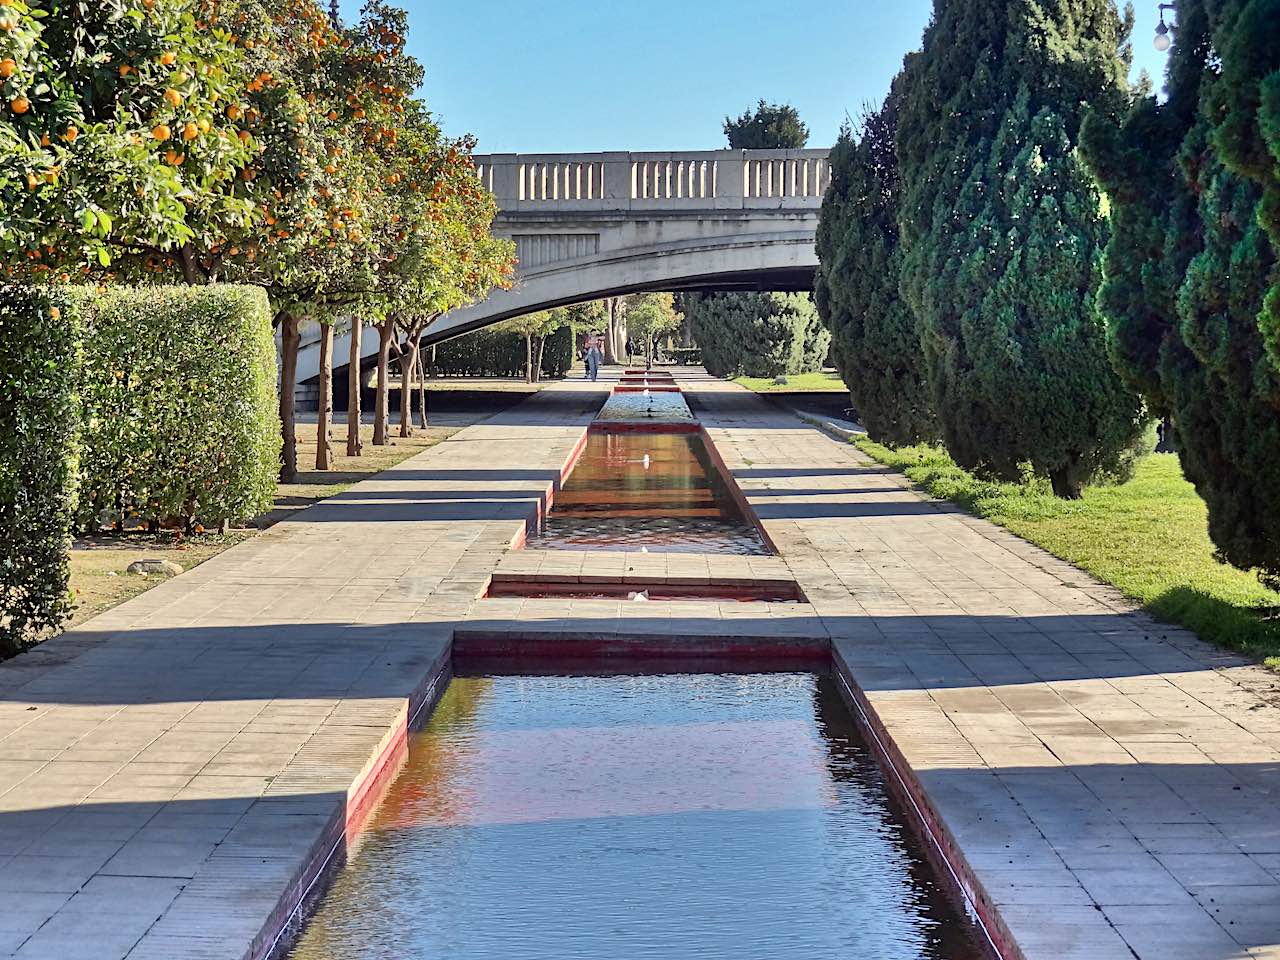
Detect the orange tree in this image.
<box><xmin>378</xmin><ymin>127</ymin><xmax>514</xmax><ymax>438</ymax></box>
<box><xmin>1</xmin><ymin>0</ymin><xmax>257</xmax><ymax>275</ymax></box>
<box><xmin>214</xmin><ymin>0</ymin><xmax>425</xmax><ymax>477</ymax></box>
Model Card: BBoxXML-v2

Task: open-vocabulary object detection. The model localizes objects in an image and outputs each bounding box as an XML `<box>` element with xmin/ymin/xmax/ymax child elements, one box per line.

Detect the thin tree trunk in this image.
<box><xmin>316</xmin><ymin>323</ymin><xmax>333</xmax><ymax>471</ymax></box>
<box><xmin>346</xmin><ymin>315</ymin><xmax>362</xmax><ymax>457</ymax></box>
<box><xmin>532</xmin><ymin>335</ymin><xmax>546</xmax><ymax>383</ymax></box>
<box><xmin>602</xmin><ymin>299</ymin><xmax>618</xmax><ymax>365</ymax></box>
<box><xmin>415</xmin><ymin>330</ymin><xmax>428</xmax><ymax>430</ymax></box>
<box><xmin>398</xmin><ymin>330</ymin><xmax>416</xmax><ymax>437</ymax></box>
<box><xmin>178</xmin><ymin>243</ymin><xmax>198</xmax><ymax>284</ymax></box>
<box><xmin>1049</xmin><ymin>466</ymin><xmax>1083</xmax><ymax>500</ymax></box>
<box><xmin>525</xmin><ymin>334</ymin><xmax>534</xmax><ymax>383</ymax></box>
<box><xmin>278</xmin><ymin>311</ymin><xmax>301</xmax><ymax>484</ymax></box>
<box><xmin>373</xmin><ymin>319</ymin><xmax>393</xmax><ymax>445</ymax></box>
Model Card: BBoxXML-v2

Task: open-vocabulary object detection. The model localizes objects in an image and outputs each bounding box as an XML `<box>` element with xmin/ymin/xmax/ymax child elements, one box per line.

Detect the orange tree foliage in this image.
<box><xmin>2</xmin><ymin>0</ymin><xmax>513</xmax><ymax>320</ymax></box>
<box><xmin>1</xmin><ymin>0</ymin><xmax>257</xmax><ymax>273</ymax></box>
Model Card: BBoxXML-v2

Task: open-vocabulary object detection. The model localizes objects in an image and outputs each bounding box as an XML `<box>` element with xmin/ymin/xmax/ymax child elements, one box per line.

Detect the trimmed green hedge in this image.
<box><xmin>428</xmin><ymin>325</ymin><xmax>573</xmax><ymax>378</ymax></box>
<box><xmin>683</xmin><ymin>292</ymin><xmax>831</xmax><ymax>379</ymax></box>
<box><xmin>1</xmin><ymin>286</ymin><xmax>80</xmax><ymax>656</ymax></box>
<box><xmin>667</xmin><ymin>346</ymin><xmax>703</xmax><ymax>366</ymax></box>
<box><xmin>73</xmin><ymin>285</ymin><xmax>280</xmax><ymax>532</ymax></box>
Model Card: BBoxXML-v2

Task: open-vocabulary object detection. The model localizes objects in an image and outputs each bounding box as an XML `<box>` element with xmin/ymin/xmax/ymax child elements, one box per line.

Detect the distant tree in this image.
<box><xmin>723</xmin><ymin>100</ymin><xmax>809</xmax><ymax>150</ymax></box>
<box><xmin>895</xmin><ymin>0</ymin><xmax>1147</xmax><ymax>498</ymax></box>
<box><xmin>623</xmin><ymin>292</ymin><xmax>682</xmax><ymax>366</ymax></box>
<box><xmin>815</xmin><ymin>80</ymin><xmax>936</xmax><ymax>444</ymax></box>
<box><xmin>684</xmin><ymin>291</ymin><xmax>827</xmax><ymax>379</ymax></box>
<box><xmin>499</xmin><ymin>309</ymin><xmax>570</xmax><ymax>382</ymax></box>
<box><xmin>1081</xmin><ymin>0</ymin><xmax>1280</xmax><ymax>584</ymax></box>
<box><xmin>684</xmin><ymin>101</ymin><xmax>821</xmax><ymax>378</ymax></box>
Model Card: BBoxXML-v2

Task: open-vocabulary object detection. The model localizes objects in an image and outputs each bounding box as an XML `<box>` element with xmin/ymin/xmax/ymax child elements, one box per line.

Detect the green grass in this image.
<box><xmin>734</xmin><ymin>370</ymin><xmax>847</xmax><ymax>392</ymax></box>
<box><xmin>854</xmin><ymin>439</ymin><xmax>1280</xmax><ymax>669</ymax></box>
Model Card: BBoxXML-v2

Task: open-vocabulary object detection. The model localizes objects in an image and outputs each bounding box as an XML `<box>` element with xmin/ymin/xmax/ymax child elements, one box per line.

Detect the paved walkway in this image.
<box><xmin>0</xmin><ymin>369</ymin><xmax>1278</xmax><ymax>959</ymax></box>
<box><xmin>683</xmin><ymin>372</ymin><xmax>1280</xmax><ymax>960</ymax></box>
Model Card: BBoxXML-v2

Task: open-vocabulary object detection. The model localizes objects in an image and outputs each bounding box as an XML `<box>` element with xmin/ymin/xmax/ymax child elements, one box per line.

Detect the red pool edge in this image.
<box><xmin>255</xmin><ymin>636</ymin><xmax>1018</xmax><ymax>960</ymax></box>
<box><xmin>830</xmin><ymin>646</ymin><xmax>1024</xmax><ymax>960</ymax></box>
<box><xmin>256</xmin><ymin>645</ymin><xmax>452</xmax><ymax>960</ymax></box>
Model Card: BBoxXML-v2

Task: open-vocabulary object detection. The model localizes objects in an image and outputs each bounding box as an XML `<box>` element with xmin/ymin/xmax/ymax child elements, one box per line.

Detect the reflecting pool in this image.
<box><xmin>286</xmin><ymin>672</ymin><xmax>985</xmax><ymax>960</ymax></box>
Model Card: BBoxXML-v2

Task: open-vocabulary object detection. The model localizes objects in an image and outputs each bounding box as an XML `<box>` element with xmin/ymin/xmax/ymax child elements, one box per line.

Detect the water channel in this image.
<box><xmin>527</xmin><ymin>430</ymin><xmax>769</xmax><ymax>555</ymax></box>
<box><xmin>286</xmin><ymin>671</ymin><xmax>985</xmax><ymax>960</ymax></box>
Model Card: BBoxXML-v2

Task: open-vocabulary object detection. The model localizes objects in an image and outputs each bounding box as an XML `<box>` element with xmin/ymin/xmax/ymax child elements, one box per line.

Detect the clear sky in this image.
<box><xmin>338</xmin><ymin>0</ymin><xmax>1171</xmax><ymax>154</ymax></box>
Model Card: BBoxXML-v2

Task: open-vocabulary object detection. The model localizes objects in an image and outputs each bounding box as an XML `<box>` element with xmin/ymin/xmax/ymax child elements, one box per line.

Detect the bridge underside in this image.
<box><xmin>421</xmin><ymin>230</ymin><xmax>819</xmax><ymax>346</ymax></box>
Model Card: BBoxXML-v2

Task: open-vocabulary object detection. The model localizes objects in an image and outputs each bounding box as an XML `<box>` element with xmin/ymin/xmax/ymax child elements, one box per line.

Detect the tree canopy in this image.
<box><xmin>815</xmin><ymin>80</ymin><xmax>936</xmax><ymax>445</ymax></box>
<box><xmin>894</xmin><ymin>0</ymin><xmax>1147</xmax><ymax>498</ymax></box>
<box><xmin>723</xmin><ymin>99</ymin><xmax>809</xmax><ymax>150</ymax></box>
<box><xmin>1081</xmin><ymin>0</ymin><xmax>1280</xmax><ymax>582</ymax></box>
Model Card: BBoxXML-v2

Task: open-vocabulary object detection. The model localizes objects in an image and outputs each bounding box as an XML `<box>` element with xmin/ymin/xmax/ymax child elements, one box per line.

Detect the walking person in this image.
<box><xmin>586</xmin><ymin>333</ymin><xmax>604</xmax><ymax>382</ymax></box>
<box><xmin>625</xmin><ymin>336</ymin><xmax>637</xmax><ymax>365</ymax></box>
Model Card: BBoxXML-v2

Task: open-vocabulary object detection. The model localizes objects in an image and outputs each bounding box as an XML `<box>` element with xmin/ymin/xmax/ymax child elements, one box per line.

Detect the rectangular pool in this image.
<box><xmin>285</xmin><ymin>670</ymin><xmax>985</xmax><ymax>960</ymax></box>
<box><xmin>528</xmin><ymin>431</ymin><xmax>770</xmax><ymax>555</ymax></box>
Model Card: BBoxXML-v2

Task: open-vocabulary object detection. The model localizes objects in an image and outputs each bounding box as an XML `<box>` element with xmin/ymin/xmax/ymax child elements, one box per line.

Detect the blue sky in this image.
<box><xmin>338</xmin><ymin>0</ymin><xmax>1171</xmax><ymax>154</ymax></box>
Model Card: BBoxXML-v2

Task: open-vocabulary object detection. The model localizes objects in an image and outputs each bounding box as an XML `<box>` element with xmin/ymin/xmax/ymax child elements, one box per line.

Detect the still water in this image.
<box><xmin>528</xmin><ymin>431</ymin><xmax>769</xmax><ymax>555</ymax></box>
<box><xmin>286</xmin><ymin>672</ymin><xmax>984</xmax><ymax>960</ymax></box>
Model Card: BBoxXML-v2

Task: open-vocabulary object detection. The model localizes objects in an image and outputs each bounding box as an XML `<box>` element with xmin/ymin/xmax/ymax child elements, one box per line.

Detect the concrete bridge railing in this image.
<box><xmin>474</xmin><ymin>149</ymin><xmax>831</xmax><ymax>212</ymax></box>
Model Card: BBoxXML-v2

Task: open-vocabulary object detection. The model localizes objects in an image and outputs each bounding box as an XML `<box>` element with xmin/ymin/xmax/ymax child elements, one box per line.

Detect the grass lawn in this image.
<box><xmin>854</xmin><ymin>439</ymin><xmax>1280</xmax><ymax>669</ymax></box>
<box><xmin>734</xmin><ymin>370</ymin><xmax>848</xmax><ymax>392</ymax></box>
<box><xmin>66</xmin><ymin>424</ymin><xmax>456</xmax><ymax>629</ymax></box>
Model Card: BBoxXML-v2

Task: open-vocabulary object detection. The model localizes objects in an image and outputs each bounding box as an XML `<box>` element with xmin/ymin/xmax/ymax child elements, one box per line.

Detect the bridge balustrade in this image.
<box><xmin>473</xmin><ymin>149</ymin><xmax>830</xmax><ymax>212</ymax></box>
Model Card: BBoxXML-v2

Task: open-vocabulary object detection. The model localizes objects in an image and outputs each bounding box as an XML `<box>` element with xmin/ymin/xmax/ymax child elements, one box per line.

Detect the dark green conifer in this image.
<box><xmin>896</xmin><ymin>0</ymin><xmax>1147</xmax><ymax>497</ymax></box>
<box><xmin>684</xmin><ymin>292</ymin><xmax>829</xmax><ymax>379</ymax></box>
<box><xmin>815</xmin><ymin>73</ymin><xmax>937</xmax><ymax>444</ymax></box>
<box><xmin>1082</xmin><ymin>0</ymin><xmax>1280</xmax><ymax>583</ymax></box>
<box><xmin>684</xmin><ymin>101</ymin><xmax>825</xmax><ymax>379</ymax></box>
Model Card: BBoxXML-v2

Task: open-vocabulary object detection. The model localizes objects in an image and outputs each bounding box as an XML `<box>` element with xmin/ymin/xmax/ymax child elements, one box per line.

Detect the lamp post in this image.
<box><xmin>1154</xmin><ymin>3</ymin><xmax>1175</xmax><ymax>51</ymax></box>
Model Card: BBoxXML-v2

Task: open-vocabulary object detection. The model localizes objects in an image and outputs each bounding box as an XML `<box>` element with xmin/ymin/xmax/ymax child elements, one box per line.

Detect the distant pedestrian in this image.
<box><xmin>625</xmin><ymin>337</ymin><xmax>637</xmax><ymax>365</ymax></box>
<box><xmin>586</xmin><ymin>334</ymin><xmax>604</xmax><ymax>382</ymax></box>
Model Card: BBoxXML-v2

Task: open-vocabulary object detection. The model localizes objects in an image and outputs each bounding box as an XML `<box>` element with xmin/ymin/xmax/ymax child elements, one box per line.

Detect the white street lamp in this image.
<box><xmin>1154</xmin><ymin>3</ymin><xmax>1175</xmax><ymax>51</ymax></box>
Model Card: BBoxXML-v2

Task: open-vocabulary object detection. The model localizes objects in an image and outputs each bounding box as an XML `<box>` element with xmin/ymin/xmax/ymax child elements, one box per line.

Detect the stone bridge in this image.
<box><xmin>297</xmin><ymin>148</ymin><xmax>830</xmax><ymax>386</ymax></box>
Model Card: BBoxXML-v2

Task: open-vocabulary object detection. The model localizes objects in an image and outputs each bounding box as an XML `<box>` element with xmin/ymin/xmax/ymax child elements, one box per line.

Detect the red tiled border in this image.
<box><xmin>831</xmin><ymin>648</ymin><xmax>1020</xmax><ymax>960</ymax></box>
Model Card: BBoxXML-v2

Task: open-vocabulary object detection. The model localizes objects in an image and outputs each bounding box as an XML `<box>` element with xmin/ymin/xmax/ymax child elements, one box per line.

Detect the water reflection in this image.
<box><xmin>287</xmin><ymin>673</ymin><xmax>984</xmax><ymax>960</ymax></box>
<box><xmin>529</xmin><ymin>432</ymin><xmax>769</xmax><ymax>555</ymax></box>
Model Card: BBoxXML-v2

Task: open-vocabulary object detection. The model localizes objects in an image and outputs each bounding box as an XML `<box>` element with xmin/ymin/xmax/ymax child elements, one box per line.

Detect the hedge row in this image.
<box><xmin>684</xmin><ymin>292</ymin><xmax>830</xmax><ymax>379</ymax></box>
<box><xmin>73</xmin><ymin>286</ymin><xmax>279</xmax><ymax>532</ymax></box>
<box><xmin>427</xmin><ymin>325</ymin><xmax>573</xmax><ymax>379</ymax></box>
<box><xmin>1</xmin><ymin>287</ymin><xmax>80</xmax><ymax>657</ymax></box>
<box><xmin>0</xmin><ymin>284</ymin><xmax>280</xmax><ymax>653</ymax></box>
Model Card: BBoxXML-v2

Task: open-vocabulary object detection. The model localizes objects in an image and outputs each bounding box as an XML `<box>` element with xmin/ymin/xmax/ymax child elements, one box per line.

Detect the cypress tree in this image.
<box><xmin>815</xmin><ymin>73</ymin><xmax>937</xmax><ymax>445</ymax></box>
<box><xmin>896</xmin><ymin>0</ymin><xmax>1147</xmax><ymax>498</ymax></box>
<box><xmin>1082</xmin><ymin>0</ymin><xmax>1280</xmax><ymax>584</ymax></box>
